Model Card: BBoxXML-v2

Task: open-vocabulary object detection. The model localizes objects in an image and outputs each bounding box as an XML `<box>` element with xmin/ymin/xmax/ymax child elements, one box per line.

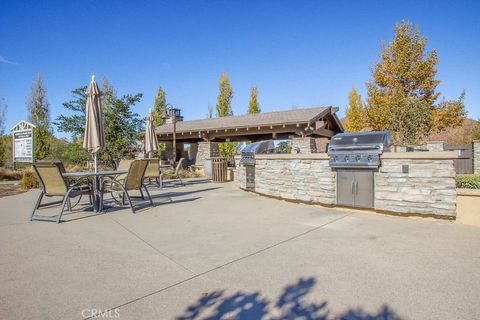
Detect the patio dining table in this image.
<box><xmin>63</xmin><ymin>170</ymin><xmax>127</xmax><ymax>212</ymax></box>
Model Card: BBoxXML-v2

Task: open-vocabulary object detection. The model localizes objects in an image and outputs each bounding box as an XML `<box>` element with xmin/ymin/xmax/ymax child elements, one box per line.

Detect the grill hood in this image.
<box><xmin>328</xmin><ymin>131</ymin><xmax>391</xmax><ymax>153</ymax></box>
<box><xmin>328</xmin><ymin>131</ymin><xmax>391</xmax><ymax>168</ymax></box>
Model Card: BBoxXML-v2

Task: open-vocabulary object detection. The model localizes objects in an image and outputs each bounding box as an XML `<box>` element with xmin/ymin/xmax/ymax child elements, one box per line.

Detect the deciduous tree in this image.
<box><xmin>0</xmin><ymin>98</ymin><xmax>7</xmax><ymax>166</ymax></box>
<box><xmin>365</xmin><ymin>21</ymin><xmax>466</xmax><ymax>145</ymax></box>
<box><xmin>152</xmin><ymin>86</ymin><xmax>167</xmax><ymax>126</ymax></box>
<box><xmin>248</xmin><ymin>87</ymin><xmax>260</xmax><ymax>114</ymax></box>
<box><xmin>344</xmin><ymin>88</ymin><xmax>366</xmax><ymax>132</ymax></box>
<box><xmin>215</xmin><ymin>73</ymin><xmax>236</xmax><ymax>156</ymax></box>
<box><xmin>431</xmin><ymin>91</ymin><xmax>466</xmax><ymax>133</ymax></box>
<box><xmin>27</xmin><ymin>74</ymin><xmax>52</xmax><ymax>159</ymax></box>
<box><xmin>216</xmin><ymin>73</ymin><xmax>233</xmax><ymax>117</ymax></box>
<box><xmin>473</xmin><ymin>120</ymin><xmax>480</xmax><ymax>141</ymax></box>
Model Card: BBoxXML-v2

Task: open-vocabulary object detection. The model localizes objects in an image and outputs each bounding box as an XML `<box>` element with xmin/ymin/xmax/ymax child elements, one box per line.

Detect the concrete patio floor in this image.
<box><xmin>0</xmin><ymin>179</ymin><xmax>479</xmax><ymax>320</ymax></box>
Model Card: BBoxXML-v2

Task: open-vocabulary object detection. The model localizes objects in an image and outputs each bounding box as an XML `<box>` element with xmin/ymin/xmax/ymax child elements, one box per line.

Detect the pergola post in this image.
<box><xmin>195</xmin><ymin>141</ymin><xmax>219</xmax><ymax>166</ymax></box>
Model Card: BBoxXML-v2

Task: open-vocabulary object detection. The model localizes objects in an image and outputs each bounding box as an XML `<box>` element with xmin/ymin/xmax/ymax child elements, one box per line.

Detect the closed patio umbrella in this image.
<box><xmin>144</xmin><ymin>109</ymin><xmax>159</xmax><ymax>158</ymax></box>
<box><xmin>83</xmin><ymin>75</ymin><xmax>105</xmax><ymax>173</ymax></box>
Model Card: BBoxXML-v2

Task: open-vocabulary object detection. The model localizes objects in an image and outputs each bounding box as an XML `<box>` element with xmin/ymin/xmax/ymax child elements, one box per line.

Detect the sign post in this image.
<box><xmin>11</xmin><ymin>120</ymin><xmax>36</xmax><ymax>169</ymax></box>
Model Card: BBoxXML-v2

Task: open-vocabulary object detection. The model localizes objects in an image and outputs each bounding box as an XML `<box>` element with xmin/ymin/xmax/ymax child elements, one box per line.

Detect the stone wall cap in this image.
<box><xmin>255</xmin><ymin>153</ymin><xmax>329</xmax><ymax>160</ymax></box>
<box><xmin>457</xmin><ymin>188</ymin><xmax>480</xmax><ymax>197</ymax></box>
<box><xmin>381</xmin><ymin>151</ymin><xmax>459</xmax><ymax>159</ymax></box>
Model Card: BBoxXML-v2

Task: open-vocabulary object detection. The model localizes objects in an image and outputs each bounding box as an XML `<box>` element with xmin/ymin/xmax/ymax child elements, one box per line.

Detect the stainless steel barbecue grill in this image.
<box><xmin>240</xmin><ymin>140</ymin><xmax>275</xmax><ymax>165</ymax></box>
<box><xmin>328</xmin><ymin>131</ymin><xmax>391</xmax><ymax>209</ymax></box>
<box><xmin>240</xmin><ymin>140</ymin><xmax>275</xmax><ymax>191</ymax></box>
<box><xmin>328</xmin><ymin>131</ymin><xmax>391</xmax><ymax>169</ymax></box>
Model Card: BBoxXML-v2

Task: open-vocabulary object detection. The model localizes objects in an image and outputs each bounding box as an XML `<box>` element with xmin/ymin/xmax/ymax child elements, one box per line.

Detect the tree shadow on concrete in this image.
<box><xmin>176</xmin><ymin>277</ymin><xmax>401</xmax><ymax>320</ymax></box>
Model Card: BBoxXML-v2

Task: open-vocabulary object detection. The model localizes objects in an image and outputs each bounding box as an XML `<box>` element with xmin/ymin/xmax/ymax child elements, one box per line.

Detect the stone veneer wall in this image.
<box><xmin>291</xmin><ymin>137</ymin><xmax>317</xmax><ymax>154</ymax></box>
<box><xmin>235</xmin><ymin>152</ymin><xmax>458</xmax><ymax>218</ymax></box>
<box><xmin>195</xmin><ymin>142</ymin><xmax>219</xmax><ymax>166</ymax></box>
<box><xmin>474</xmin><ymin>141</ymin><xmax>480</xmax><ymax>175</ymax></box>
<box><xmin>426</xmin><ymin>141</ymin><xmax>444</xmax><ymax>152</ymax></box>
<box><xmin>235</xmin><ymin>155</ymin><xmax>336</xmax><ymax>204</ymax></box>
<box><xmin>375</xmin><ymin>158</ymin><xmax>456</xmax><ymax>217</ymax></box>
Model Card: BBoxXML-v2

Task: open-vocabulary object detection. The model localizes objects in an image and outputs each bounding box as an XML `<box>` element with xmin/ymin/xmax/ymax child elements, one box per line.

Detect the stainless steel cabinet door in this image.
<box><xmin>336</xmin><ymin>170</ymin><xmax>355</xmax><ymax>207</ymax></box>
<box><xmin>353</xmin><ymin>170</ymin><xmax>374</xmax><ymax>209</ymax></box>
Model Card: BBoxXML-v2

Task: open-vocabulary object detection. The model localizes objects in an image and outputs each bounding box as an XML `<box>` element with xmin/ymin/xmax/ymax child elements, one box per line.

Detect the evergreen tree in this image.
<box><xmin>216</xmin><ymin>73</ymin><xmax>233</xmax><ymax>117</ymax></box>
<box><xmin>55</xmin><ymin>86</ymin><xmax>88</xmax><ymax>138</ymax></box>
<box><xmin>152</xmin><ymin>87</ymin><xmax>167</xmax><ymax>126</ymax></box>
<box><xmin>27</xmin><ymin>74</ymin><xmax>51</xmax><ymax>159</ymax></box>
<box><xmin>102</xmin><ymin>90</ymin><xmax>143</xmax><ymax>164</ymax></box>
<box><xmin>248</xmin><ymin>87</ymin><xmax>260</xmax><ymax>114</ymax></box>
<box><xmin>344</xmin><ymin>88</ymin><xmax>366</xmax><ymax>132</ymax></box>
<box><xmin>55</xmin><ymin>79</ymin><xmax>143</xmax><ymax>165</ymax></box>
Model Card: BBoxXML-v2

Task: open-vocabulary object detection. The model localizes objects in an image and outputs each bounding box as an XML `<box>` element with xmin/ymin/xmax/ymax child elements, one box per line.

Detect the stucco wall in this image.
<box><xmin>456</xmin><ymin>189</ymin><xmax>480</xmax><ymax>227</ymax></box>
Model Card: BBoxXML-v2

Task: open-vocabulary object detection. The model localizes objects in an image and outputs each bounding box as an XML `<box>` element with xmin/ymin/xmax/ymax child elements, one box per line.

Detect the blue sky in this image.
<box><xmin>1</xmin><ymin>0</ymin><xmax>479</xmax><ymax>138</ymax></box>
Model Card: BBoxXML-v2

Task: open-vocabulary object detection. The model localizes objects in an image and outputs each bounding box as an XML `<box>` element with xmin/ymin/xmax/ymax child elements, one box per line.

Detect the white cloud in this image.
<box><xmin>0</xmin><ymin>55</ymin><xmax>18</xmax><ymax>65</ymax></box>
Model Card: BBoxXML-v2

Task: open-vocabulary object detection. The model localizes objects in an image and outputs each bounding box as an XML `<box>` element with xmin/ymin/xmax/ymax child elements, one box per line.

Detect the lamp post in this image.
<box><xmin>162</xmin><ymin>104</ymin><xmax>182</xmax><ymax>163</ymax></box>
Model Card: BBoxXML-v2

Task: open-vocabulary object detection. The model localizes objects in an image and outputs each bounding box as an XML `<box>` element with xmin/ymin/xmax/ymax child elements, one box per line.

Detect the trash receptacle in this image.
<box><xmin>203</xmin><ymin>158</ymin><xmax>212</xmax><ymax>179</ymax></box>
<box><xmin>211</xmin><ymin>157</ymin><xmax>228</xmax><ymax>182</ymax></box>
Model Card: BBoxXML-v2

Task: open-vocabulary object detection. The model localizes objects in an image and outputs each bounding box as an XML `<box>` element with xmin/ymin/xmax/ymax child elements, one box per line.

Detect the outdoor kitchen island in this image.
<box><xmin>235</xmin><ymin>151</ymin><xmax>459</xmax><ymax>219</ymax></box>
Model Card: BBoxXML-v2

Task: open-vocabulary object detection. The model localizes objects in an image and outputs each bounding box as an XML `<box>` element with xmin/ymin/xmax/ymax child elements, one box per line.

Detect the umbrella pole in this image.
<box><xmin>93</xmin><ymin>152</ymin><xmax>99</xmax><ymax>212</ymax></box>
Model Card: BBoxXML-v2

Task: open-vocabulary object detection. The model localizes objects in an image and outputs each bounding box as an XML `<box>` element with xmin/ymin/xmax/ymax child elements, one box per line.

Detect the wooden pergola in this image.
<box><xmin>156</xmin><ymin>106</ymin><xmax>344</xmax><ymax>143</ymax></box>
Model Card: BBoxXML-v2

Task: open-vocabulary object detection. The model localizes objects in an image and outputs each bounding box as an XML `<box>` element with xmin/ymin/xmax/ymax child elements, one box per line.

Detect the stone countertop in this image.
<box><xmin>381</xmin><ymin>151</ymin><xmax>459</xmax><ymax>159</ymax></box>
<box><xmin>457</xmin><ymin>188</ymin><xmax>480</xmax><ymax>197</ymax></box>
<box><xmin>248</xmin><ymin>151</ymin><xmax>459</xmax><ymax>161</ymax></box>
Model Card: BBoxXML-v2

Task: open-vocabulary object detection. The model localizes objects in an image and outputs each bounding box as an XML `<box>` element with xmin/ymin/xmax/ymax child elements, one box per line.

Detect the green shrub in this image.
<box><xmin>456</xmin><ymin>175</ymin><xmax>480</xmax><ymax>189</ymax></box>
<box><xmin>20</xmin><ymin>169</ymin><xmax>39</xmax><ymax>190</ymax></box>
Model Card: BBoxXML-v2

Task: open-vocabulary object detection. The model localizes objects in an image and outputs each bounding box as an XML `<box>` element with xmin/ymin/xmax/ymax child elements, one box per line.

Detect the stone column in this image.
<box><xmin>291</xmin><ymin>137</ymin><xmax>317</xmax><ymax>154</ymax></box>
<box><xmin>427</xmin><ymin>141</ymin><xmax>444</xmax><ymax>152</ymax></box>
<box><xmin>474</xmin><ymin>140</ymin><xmax>480</xmax><ymax>175</ymax></box>
<box><xmin>195</xmin><ymin>142</ymin><xmax>219</xmax><ymax>166</ymax></box>
<box><xmin>315</xmin><ymin>138</ymin><xmax>329</xmax><ymax>153</ymax></box>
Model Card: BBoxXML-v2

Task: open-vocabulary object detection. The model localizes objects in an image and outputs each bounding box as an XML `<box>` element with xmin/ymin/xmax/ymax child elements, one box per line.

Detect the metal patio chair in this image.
<box><xmin>30</xmin><ymin>162</ymin><xmax>92</xmax><ymax>223</ymax></box>
<box><xmin>143</xmin><ymin>158</ymin><xmax>162</xmax><ymax>188</ymax></box>
<box><xmin>100</xmin><ymin>159</ymin><xmax>153</xmax><ymax>213</ymax></box>
<box><xmin>164</xmin><ymin>158</ymin><xmax>185</xmax><ymax>186</ymax></box>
